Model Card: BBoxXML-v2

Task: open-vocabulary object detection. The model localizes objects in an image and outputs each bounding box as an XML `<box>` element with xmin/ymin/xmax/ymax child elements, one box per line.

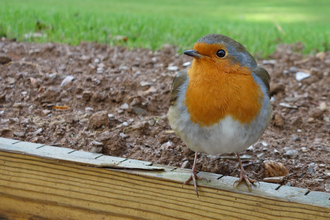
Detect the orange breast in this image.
<box><xmin>185</xmin><ymin>59</ymin><xmax>263</xmax><ymax>127</ymax></box>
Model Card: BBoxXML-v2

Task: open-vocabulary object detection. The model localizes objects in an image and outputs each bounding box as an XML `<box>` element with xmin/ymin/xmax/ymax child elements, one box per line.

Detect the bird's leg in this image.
<box><xmin>234</xmin><ymin>153</ymin><xmax>257</xmax><ymax>190</ymax></box>
<box><xmin>182</xmin><ymin>151</ymin><xmax>209</xmax><ymax>197</ymax></box>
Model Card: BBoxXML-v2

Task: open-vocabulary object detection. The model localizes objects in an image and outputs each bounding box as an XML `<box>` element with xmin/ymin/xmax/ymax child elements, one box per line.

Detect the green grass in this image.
<box><xmin>1</xmin><ymin>0</ymin><xmax>330</xmax><ymax>57</ymax></box>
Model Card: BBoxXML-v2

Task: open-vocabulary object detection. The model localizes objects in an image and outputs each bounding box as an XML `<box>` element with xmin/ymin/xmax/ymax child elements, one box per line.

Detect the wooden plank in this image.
<box><xmin>0</xmin><ymin>151</ymin><xmax>329</xmax><ymax>220</ymax></box>
<box><xmin>0</xmin><ymin>137</ymin><xmax>330</xmax><ymax>219</ymax></box>
<box><xmin>0</xmin><ymin>194</ymin><xmax>131</xmax><ymax>220</ymax></box>
<box><xmin>0</xmin><ymin>138</ymin><xmax>164</xmax><ymax>170</ymax></box>
<box><xmin>68</xmin><ymin>150</ymin><xmax>103</xmax><ymax>159</ymax></box>
<box><xmin>0</xmin><ymin>140</ymin><xmax>44</xmax><ymax>156</ymax></box>
<box><xmin>0</xmin><ymin>138</ymin><xmax>20</xmax><ymax>146</ymax></box>
<box><xmin>10</xmin><ymin>141</ymin><xmax>45</xmax><ymax>149</ymax></box>
<box><xmin>36</xmin><ymin>145</ymin><xmax>126</xmax><ymax>165</ymax></box>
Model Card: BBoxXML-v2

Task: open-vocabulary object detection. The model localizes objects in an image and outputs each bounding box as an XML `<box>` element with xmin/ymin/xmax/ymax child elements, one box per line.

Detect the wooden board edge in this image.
<box><xmin>1</xmin><ymin>137</ymin><xmax>330</xmax><ymax>210</ymax></box>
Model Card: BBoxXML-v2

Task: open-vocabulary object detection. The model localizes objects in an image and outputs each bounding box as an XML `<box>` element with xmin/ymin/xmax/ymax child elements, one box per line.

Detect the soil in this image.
<box><xmin>0</xmin><ymin>38</ymin><xmax>329</xmax><ymax>192</ymax></box>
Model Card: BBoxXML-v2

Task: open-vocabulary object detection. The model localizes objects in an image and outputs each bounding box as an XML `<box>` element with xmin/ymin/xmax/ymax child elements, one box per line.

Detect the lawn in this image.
<box><xmin>1</xmin><ymin>0</ymin><xmax>330</xmax><ymax>57</ymax></box>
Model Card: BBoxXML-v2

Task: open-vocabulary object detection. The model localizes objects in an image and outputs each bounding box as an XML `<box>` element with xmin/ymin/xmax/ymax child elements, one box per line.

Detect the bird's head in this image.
<box><xmin>184</xmin><ymin>34</ymin><xmax>257</xmax><ymax>73</ymax></box>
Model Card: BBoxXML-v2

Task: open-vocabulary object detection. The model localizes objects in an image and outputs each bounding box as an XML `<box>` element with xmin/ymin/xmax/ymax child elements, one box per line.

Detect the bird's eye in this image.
<box><xmin>216</xmin><ymin>49</ymin><xmax>226</xmax><ymax>58</ymax></box>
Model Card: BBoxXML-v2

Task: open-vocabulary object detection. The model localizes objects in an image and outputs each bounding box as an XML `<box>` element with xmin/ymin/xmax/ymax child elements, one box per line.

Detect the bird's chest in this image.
<box><xmin>184</xmin><ymin>73</ymin><xmax>263</xmax><ymax>127</ymax></box>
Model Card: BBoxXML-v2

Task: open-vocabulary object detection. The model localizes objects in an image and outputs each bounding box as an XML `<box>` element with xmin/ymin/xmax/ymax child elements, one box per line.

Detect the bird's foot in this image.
<box><xmin>183</xmin><ymin>170</ymin><xmax>209</xmax><ymax>197</ymax></box>
<box><xmin>234</xmin><ymin>153</ymin><xmax>258</xmax><ymax>190</ymax></box>
<box><xmin>234</xmin><ymin>170</ymin><xmax>257</xmax><ymax>190</ymax></box>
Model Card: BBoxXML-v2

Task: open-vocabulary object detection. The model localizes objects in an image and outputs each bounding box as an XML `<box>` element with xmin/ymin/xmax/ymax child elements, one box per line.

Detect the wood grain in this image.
<box><xmin>0</xmin><ymin>138</ymin><xmax>330</xmax><ymax>219</ymax></box>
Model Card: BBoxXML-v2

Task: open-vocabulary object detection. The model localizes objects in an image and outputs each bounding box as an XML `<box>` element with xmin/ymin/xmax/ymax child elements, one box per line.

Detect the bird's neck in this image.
<box><xmin>185</xmin><ymin>61</ymin><xmax>263</xmax><ymax>127</ymax></box>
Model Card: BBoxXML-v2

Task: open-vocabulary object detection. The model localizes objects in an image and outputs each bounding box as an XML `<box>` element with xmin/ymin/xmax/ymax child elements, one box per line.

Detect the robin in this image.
<box><xmin>168</xmin><ymin>34</ymin><xmax>272</xmax><ymax>196</ymax></box>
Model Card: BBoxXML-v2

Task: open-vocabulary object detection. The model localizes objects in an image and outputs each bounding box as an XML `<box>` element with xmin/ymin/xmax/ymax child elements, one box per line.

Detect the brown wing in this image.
<box><xmin>170</xmin><ymin>69</ymin><xmax>188</xmax><ymax>105</ymax></box>
<box><xmin>254</xmin><ymin>67</ymin><xmax>271</xmax><ymax>99</ymax></box>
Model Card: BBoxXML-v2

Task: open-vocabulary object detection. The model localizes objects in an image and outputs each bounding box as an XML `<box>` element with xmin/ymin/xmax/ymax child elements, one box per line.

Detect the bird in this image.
<box><xmin>168</xmin><ymin>34</ymin><xmax>272</xmax><ymax>196</ymax></box>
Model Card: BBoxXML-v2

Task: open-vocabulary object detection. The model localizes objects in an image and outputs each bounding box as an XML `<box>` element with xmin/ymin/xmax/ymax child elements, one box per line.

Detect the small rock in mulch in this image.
<box><xmin>13</xmin><ymin>131</ymin><xmax>25</xmax><ymax>137</ymax></box>
<box><xmin>285</xmin><ymin>149</ymin><xmax>299</xmax><ymax>159</ymax></box>
<box><xmin>89</xmin><ymin>111</ymin><xmax>110</xmax><ymax>129</ymax></box>
<box><xmin>120</xmin><ymin>103</ymin><xmax>129</xmax><ymax>110</ymax></box>
<box><xmin>42</xmin><ymin>110</ymin><xmax>51</xmax><ymax>116</ymax></box>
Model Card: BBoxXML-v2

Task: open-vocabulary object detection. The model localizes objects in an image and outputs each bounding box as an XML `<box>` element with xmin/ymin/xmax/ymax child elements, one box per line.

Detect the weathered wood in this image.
<box><xmin>0</xmin><ymin>137</ymin><xmax>330</xmax><ymax>220</ymax></box>
<box><xmin>0</xmin><ymin>139</ymin><xmax>163</xmax><ymax>170</ymax></box>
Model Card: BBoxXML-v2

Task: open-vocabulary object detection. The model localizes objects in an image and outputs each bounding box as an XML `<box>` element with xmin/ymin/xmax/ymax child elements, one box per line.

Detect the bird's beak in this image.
<box><xmin>183</xmin><ymin>50</ymin><xmax>204</xmax><ymax>58</ymax></box>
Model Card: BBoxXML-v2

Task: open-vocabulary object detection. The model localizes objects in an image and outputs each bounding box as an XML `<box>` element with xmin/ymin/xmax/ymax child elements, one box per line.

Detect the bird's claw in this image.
<box><xmin>233</xmin><ymin>171</ymin><xmax>258</xmax><ymax>190</ymax></box>
<box><xmin>183</xmin><ymin>171</ymin><xmax>209</xmax><ymax>197</ymax></box>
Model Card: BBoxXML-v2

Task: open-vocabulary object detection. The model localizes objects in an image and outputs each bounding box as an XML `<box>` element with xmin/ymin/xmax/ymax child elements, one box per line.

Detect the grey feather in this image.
<box><xmin>254</xmin><ymin>67</ymin><xmax>270</xmax><ymax>98</ymax></box>
<box><xmin>170</xmin><ymin>69</ymin><xmax>188</xmax><ymax>105</ymax></box>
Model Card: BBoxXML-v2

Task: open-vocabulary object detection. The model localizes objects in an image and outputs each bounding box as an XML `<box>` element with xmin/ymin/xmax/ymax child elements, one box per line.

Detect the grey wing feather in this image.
<box><xmin>254</xmin><ymin>67</ymin><xmax>271</xmax><ymax>99</ymax></box>
<box><xmin>170</xmin><ymin>69</ymin><xmax>188</xmax><ymax>105</ymax></box>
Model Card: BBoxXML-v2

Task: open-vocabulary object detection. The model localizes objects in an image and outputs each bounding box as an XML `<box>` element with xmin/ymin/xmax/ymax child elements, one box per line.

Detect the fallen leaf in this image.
<box><xmin>53</xmin><ymin>105</ymin><xmax>69</xmax><ymax>110</ymax></box>
<box><xmin>263</xmin><ymin>160</ymin><xmax>289</xmax><ymax>177</ymax></box>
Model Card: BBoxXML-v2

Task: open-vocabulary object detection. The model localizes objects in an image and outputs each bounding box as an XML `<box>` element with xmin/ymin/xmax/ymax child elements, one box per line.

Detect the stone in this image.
<box><xmin>89</xmin><ymin>111</ymin><xmax>110</xmax><ymax>129</ymax></box>
<box><xmin>85</xmin><ymin>107</ymin><xmax>94</xmax><ymax>112</ymax></box>
<box><xmin>119</xmin><ymin>133</ymin><xmax>127</xmax><ymax>138</ymax></box>
<box><xmin>293</xmin><ymin>135</ymin><xmax>300</xmax><ymax>141</ymax></box>
<box><xmin>120</xmin><ymin>103</ymin><xmax>129</xmax><ymax>110</ymax></box>
<box><xmin>91</xmin><ymin>141</ymin><xmax>104</xmax><ymax>146</ymax></box>
<box><xmin>133</xmin><ymin>107</ymin><xmax>148</xmax><ymax>115</ymax></box>
<box><xmin>140</xmin><ymin>81</ymin><xmax>153</xmax><ymax>87</ymax></box>
<box><xmin>183</xmin><ymin>61</ymin><xmax>191</xmax><ymax>67</ymax></box>
<box><xmin>99</xmin><ymin>130</ymin><xmax>112</xmax><ymax>141</ymax></box>
<box><xmin>285</xmin><ymin>149</ymin><xmax>299</xmax><ymax>159</ymax></box>
<box><xmin>90</xmin><ymin>146</ymin><xmax>103</xmax><ymax>153</ymax></box>
<box><xmin>13</xmin><ymin>131</ymin><xmax>25</xmax><ymax>137</ymax></box>
<box><xmin>42</xmin><ymin>110</ymin><xmax>51</xmax><ymax>116</ymax></box>
<box><xmin>289</xmin><ymin>66</ymin><xmax>296</xmax><ymax>73</ymax></box>
<box><xmin>320</xmin><ymin>102</ymin><xmax>328</xmax><ymax>111</ymax></box>
<box><xmin>60</xmin><ymin>75</ymin><xmax>74</xmax><ymax>87</ymax></box>
<box><xmin>295</xmin><ymin>71</ymin><xmax>311</xmax><ymax>81</ymax></box>
<box><xmin>262</xmin><ymin>60</ymin><xmax>276</xmax><ymax>65</ymax></box>
<box><xmin>181</xmin><ymin>160</ymin><xmax>190</xmax><ymax>168</ymax></box>
<box><xmin>167</xmin><ymin>66</ymin><xmax>179</xmax><ymax>71</ymax></box>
